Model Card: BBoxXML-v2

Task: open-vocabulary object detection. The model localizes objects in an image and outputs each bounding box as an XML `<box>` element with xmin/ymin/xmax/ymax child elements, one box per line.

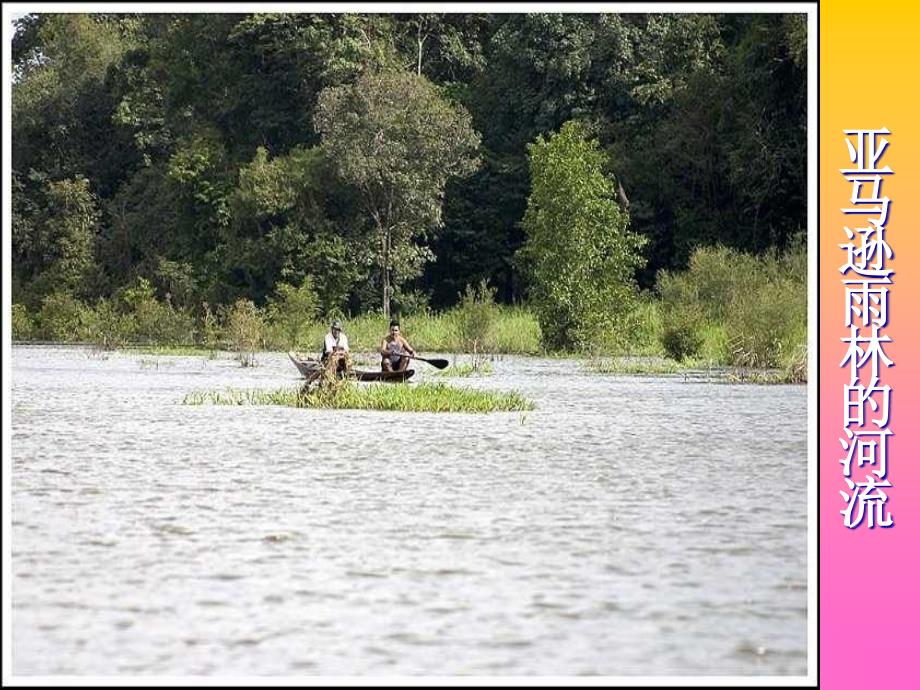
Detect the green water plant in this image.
<box><xmin>433</xmin><ymin>360</ymin><xmax>495</xmax><ymax>378</ymax></box>
<box><xmin>183</xmin><ymin>381</ymin><xmax>533</xmax><ymax>413</ymax></box>
<box><xmin>585</xmin><ymin>357</ymin><xmax>681</xmax><ymax>375</ymax></box>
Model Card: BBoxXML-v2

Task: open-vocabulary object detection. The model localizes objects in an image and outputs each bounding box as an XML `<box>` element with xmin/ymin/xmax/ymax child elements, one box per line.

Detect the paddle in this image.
<box><xmin>403</xmin><ymin>353</ymin><xmax>449</xmax><ymax>370</ymax></box>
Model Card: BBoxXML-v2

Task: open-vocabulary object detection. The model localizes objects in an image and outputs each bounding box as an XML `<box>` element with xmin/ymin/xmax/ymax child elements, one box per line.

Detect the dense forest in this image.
<box><xmin>11</xmin><ymin>12</ymin><xmax>806</xmax><ymax>322</ymax></box>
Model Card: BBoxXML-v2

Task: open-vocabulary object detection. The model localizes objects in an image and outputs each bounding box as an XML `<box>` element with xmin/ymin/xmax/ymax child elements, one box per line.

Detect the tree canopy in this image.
<box><xmin>11</xmin><ymin>12</ymin><xmax>807</xmax><ymax>316</ymax></box>
<box><xmin>314</xmin><ymin>70</ymin><xmax>480</xmax><ymax>316</ymax></box>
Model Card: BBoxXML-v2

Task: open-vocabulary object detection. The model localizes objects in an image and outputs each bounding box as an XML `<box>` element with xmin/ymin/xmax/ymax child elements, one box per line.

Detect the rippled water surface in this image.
<box><xmin>11</xmin><ymin>345</ymin><xmax>808</xmax><ymax>676</ymax></box>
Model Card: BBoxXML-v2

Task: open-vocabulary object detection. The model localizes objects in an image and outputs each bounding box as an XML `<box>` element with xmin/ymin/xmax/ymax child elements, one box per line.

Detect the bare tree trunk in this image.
<box><xmin>416</xmin><ymin>20</ymin><xmax>425</xmax><ymax>76</ymax></box>
<box><xmin>382</xmin><ymin>227</ymin><xmax>391</xmax><ymax>318</ymax></box>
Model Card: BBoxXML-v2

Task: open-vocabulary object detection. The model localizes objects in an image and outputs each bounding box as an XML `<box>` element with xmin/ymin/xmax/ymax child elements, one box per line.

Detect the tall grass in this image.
<box><xmin>294</xmin><ymin>304</ymin><xmax>541</xmax><ymax>355</ymax></box>
<box><xmin>489</xmin><ymin>305</ymin><xmax>543</xmax><ymax>354</ymax></box>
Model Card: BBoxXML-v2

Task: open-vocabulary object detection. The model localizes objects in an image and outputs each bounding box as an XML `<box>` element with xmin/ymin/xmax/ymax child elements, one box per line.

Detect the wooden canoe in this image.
<box><xmin>287</xmin><ymin>352</ymin><xmax>414</xmax><ymax>383</ymax></box>
<box><xmin>351</xmin><ymin>368</ymin><xmax>415</xmax><ymax>382</ymax></box>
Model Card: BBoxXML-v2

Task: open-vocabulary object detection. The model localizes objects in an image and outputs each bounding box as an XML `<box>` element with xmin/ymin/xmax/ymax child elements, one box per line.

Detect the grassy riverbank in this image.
<box><xmin>183</xmin><ymin>382</ymin><xmax>534</xmax><ymax>413</ymax></box>
<box><xmin>12</xmin><ymin>245</ymin><xmax>806</xmax><ymax>382</ymax></box>
<box><xmin>11</xmin><ymin>292</ymin><xmax>543</xmax><ymax>355</ymax></box>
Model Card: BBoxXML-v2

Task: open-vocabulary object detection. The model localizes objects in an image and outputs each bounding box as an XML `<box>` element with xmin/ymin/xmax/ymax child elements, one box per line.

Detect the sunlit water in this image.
<box><xmin>10</xmin><ymin>345</ymin><xmax>807</xmax><ymax>676</ymax></box>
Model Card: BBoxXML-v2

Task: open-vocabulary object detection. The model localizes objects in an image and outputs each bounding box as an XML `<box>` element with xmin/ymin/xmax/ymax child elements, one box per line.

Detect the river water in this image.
<box><xmin>10</xmin><ymin>345</ymin><xmax>808</xmax><ymax>677</ymax></box>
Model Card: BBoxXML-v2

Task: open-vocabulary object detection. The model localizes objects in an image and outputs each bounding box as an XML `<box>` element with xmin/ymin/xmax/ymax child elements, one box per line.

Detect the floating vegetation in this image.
<box><xmin>583</xmin><ymin>356</ymin><xmax>806</xmax><ymax>385</ymax></box>
<box><xmin>585</xmin><ymin>357</ymin><xmax>682</xmax><ymax>375</ymax></box>
<box><xmin>130</xmin><ymin>345</ymin><xmax>221</xmax><ymax>358</ymax></box>
<box><xmin>724</xmin><ymin>368</ymin><xmax>804</xmax><ymax>385</ymax></box>
<box><xmin>138</xmin><ymin>357</ymin><xmax>176</xmax><ymax>369</ymax></box>
<box><xmin>183</xmin><ymin>382</ymin><xmax>534</xmax><ymax>413</ymax></box>
<box><xmin>433</xmin><ymin>360</ymin><xmax>494</xmax><ymax>378</ymax></box>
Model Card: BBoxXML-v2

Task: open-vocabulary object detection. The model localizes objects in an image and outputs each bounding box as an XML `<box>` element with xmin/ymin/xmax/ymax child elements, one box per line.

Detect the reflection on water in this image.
<box><xmin>11</xmin><ymin>345</ymin><xmax>807</xmax><ymax>676</ymax></box>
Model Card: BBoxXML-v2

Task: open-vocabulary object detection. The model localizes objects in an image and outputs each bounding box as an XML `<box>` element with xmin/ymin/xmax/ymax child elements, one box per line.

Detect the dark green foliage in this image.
<box><xmin>12</xmin><ymin>173</ymin><xmax>100</xmax><ymax>305</ymax></box>
<box><xmin>35</xmin><ymin>292</ymin><xmax>90</xmax><ymax>341</ymax></box>
<box><xmin>115</xmin><ymin>277</ymin><xmax>197</xmax><ymax>345</ymax></box>
<box><xmin>11</xmin><ymin>12</ymin><xmax>806</xmax><ymax>336</ymax></box>
<box><xmin>424</xmin><ymin>153</ymin><xmax>528</xmax><ymax>306</ymax></box>
<box><xmin>603</xmin><ymin>14</ymin><xmax>807</xmax><ymax>284</ymax></box>
<box><xmin>660</xmin><ymin>307</ymin><xmax>705</xmax><ymax>362</ymax></box>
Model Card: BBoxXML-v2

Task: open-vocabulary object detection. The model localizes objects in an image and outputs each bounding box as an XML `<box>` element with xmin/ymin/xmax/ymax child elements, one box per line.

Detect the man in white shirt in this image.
<box><xmin>321</xmin><ymin>320</ymin><xmax>350</xmax><ymax>374</ymax></box>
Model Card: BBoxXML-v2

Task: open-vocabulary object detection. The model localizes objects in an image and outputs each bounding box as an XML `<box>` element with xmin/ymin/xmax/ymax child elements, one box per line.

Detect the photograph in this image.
<box><xmin>4</xmin><ymin>3</ymin><xmax>816</xmax><ymax>683</ymax></box>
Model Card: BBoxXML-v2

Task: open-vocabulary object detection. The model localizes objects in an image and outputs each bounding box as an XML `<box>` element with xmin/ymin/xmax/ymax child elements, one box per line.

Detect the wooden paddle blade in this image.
<box><xmin>405</xmin><ymin>354</ymin><xmax>450</xmax><ymax>369</ymax></box>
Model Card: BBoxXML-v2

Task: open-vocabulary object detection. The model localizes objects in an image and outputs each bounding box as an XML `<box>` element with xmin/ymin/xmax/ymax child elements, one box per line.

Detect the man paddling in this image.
<box><xmin>321</xmin><ymin>319</ymin><xmax>350</xmax><ymax>375</ymax></box>
<box><xmin>379</xmin><ymin>320</ymin><xmax>415</xmax><ymax>372</ymax></box>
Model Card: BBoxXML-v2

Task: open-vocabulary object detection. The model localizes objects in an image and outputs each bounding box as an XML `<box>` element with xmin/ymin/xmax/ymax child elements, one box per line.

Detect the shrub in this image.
<box><xmin>619</xmin><ymin>294</ymin><xmax>665</xmax><ymax>356</ymax></box>
<box><xmin>223</xmin><ymin>299</ymin><xmax>265</xmax><ymax>366</ymax></box>
<box><xmin>655</xmin><ymin>243</ymin><xmax>807</xmax><ymax>371</ymax></box>
<box><xmin>117</xmin><ymin>277</ymin><xmax>162</xmax><ymax>342</ymax></box>
<box><xmin>265</xmin><ymin>277</ymin><xmax>319</xmax><ymax>350</ymax></box>
<box><xmin>779</xmin><ymin>339</ymin><xmax>808</xmax><ymax>383</ymax></box>
<box><xmin>727</xmin><ymin>277</ymin><xmax>804</xmax><ymax>368</ymax></box>
<box><xmin>684</xmin><ymin>246</ymin><xmax>762</xmax><ymax>322</ymax></box>
<box><xmin>11</xmin><ymin>304</ymin><xmax>35</xmax><ymax>340</ymax></box>
<box><xmin>698</xmin><ymin>322</ymin><xmax>731</xmax><ymax>363</ymax></box>
<box><xmin>199</xmin><ymin>302</ymin><xmax>223</xmax><ymax>351</ymax></box>
<box><xmin>660</xmin><ymin>304</ymin><xmax>704</xmax><ymax>361</ymax></box>
<box><xmin>37</xmin><ymin>292</ymin><xmax>89</xmax><ymax>341</ymax></box>
<box><xmin>80</xmin><ymin>298</ymin><xmax>133</xmax><ymax>349</ymax></box>
<box><xmin>156</xmin><ymin>302</ymin><xmax>197</xmax><ymax>346</ymax></box>
<box><xmin>117</xmin><ymin>277</ymin><xmax>195</xmax><ymax>345</ymax></box>
<box><xmin>453</xmin><ymin>280</ymin><xmax>499</xmax><ymax>355</ymax></box>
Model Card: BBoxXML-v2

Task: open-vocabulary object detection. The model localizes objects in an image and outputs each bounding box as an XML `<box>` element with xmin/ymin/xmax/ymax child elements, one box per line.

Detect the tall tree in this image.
<box><xmin>520</xmin><ymin>121</ymin><xmax>646</xmax><ymax>350</ymax></box>
<box><xmin>314</xmin><ymin>70</ymin><xmax>481</xmax><ymax>316</ymax></box>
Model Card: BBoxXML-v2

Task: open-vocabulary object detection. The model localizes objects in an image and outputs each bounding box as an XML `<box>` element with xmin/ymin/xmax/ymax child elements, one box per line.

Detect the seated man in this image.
<box><xmin>379</xmin><ymin>320</ymin><xmax>415</xmax><ymax>372</ymax></box>
<box><xmin>321</xmin><ymin>319</ymin><xmax>350</xmax><ymax>375</ymax></box>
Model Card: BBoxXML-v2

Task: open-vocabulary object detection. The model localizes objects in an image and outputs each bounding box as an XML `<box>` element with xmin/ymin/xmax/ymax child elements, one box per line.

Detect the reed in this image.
<box><xmin>130</xmin><ymin>345</ymin><xmax>220</xmax><ymax>357</ymax></box>
<box><xmin>654</xmin><ymin>244</ymin><xmax>807</xmax><ymax>371</ymax></box>
<box><xmin>585</xmin><ymin>357</ymin><xmax>681</xmax><ymax>375</ymax></box>
<box><xmin>724</xmin><ymin>368</ymin><xmax>804</xmax><ymax>384</ymax></box>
